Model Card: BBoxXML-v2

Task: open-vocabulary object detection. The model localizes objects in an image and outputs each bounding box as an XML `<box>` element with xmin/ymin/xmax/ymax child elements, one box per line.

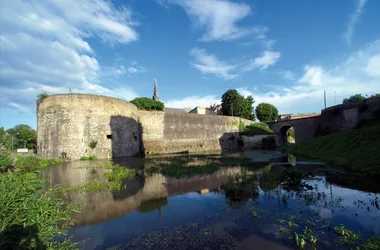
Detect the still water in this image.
<box><xmin>40</xmin><ymin>151</ymin><xmax>380</xmax><ymax>250</ymax></box>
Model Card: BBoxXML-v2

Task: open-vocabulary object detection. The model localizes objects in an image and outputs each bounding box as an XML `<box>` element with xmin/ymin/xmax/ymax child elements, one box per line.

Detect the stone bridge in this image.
<box><xmin>267</xmin><ymin>116</ymin><xmax>320</xmax><ymax>147</ymax></box>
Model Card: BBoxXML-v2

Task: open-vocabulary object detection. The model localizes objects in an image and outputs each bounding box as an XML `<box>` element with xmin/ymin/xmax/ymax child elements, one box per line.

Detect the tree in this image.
<box><xmin>221</xmin><ymin>89</ymin><xmax>255</xmax><ymax>120</ymax></box>
<box><xmin>0</xmin><ymin>127</ymin><xmax>8</xmax><ymax>150</ymax></box>
<box><xmin>342</xmin><ymin>94</ymin><xmax>365</xmax><ymax>104</ymax></box>
<box><xmin>5</xmin><ymin>124</ymin><xmax>37</xmax><ymax>149</ymax></box>
<box><xmin>130</xmin><ymin>97</ymin><xmax>165</xmax><ymax>111</ymax></box>
<box><xmin>370</xmin><ymin>93</ymin><xmax>380</xmax><ymax>98</ymax></box>
<box><xmin>255</xmin><ymin>103</ymin><xmax>279</xmax><ymax>122</ymax></box>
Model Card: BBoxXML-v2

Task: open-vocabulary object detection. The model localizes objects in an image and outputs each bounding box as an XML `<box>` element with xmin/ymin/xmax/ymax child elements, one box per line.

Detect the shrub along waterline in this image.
<box><xmin>0</xmin><ymin>152</ymin><xmax>64</xmax><ymax>173</ymax></box>
<box><xmin>0</xmin><ymin>172</ymin><xmax>81</xmax><ymax>249</ymax></box>
<box><xmin>80</xmin><ymin>155</ymin><xmax>97</xmax><ymax>161</ymax></box>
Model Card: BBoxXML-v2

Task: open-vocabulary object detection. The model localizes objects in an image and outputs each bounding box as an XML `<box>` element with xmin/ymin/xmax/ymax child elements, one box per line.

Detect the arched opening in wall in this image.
<box><xmin>279</xmin><ymin>125</ymin><xmax>296</xmax><ymax>147</ymax></box>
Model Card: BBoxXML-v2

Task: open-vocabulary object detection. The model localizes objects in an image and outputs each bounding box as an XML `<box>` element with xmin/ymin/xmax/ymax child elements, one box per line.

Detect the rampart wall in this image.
<box><xmin>37</xmin><ymin>94</ymin><xmax>255</xmax><ymax>159</ymax></box>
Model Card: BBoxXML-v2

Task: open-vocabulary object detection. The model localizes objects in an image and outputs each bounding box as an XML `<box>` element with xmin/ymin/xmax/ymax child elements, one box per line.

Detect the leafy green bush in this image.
<box><xmin>80</xmin><ymin>156</ymin><xmax>97</xmax><ymax>161</ymax></box>
<box><xmin>0</xmin><ymin>152</ymin><xmax>12</xmax><ymax>168</ymax></box>
<box><xmin>88</xmin><ymin>140</ymin><xmax>98</xmax><ymax>150</ymax></box>
<box><xmin>0</xmin><ymin>172</ymin><xmax>81</xmax><ymax>249</ymax></box>
<box><xmin>37</xmin><ymin>92</ymin><xmax>49</xmax><ymax>102</ymax></box>
<box><xmin>343</xmin><ymin>94</ymin><xmax>365</xmax><ymax>104</ymax></box>
<box><xmin>255</xmin><ymin>103</ymin><xmax>279</xmax><ymax>122</ymax></box>
<box><xmin>14</xmin><ymin>155</ymin><xmax>64</xmax><ymax>172</ymax></box>
<box><xmin>131</xmin><ymin>97</ymin><xmax>164</xmax><ymax>111</ymax></box>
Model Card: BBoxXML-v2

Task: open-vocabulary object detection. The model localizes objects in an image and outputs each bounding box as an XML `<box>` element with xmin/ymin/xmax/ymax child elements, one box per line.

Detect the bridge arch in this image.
<box><xmin>267</xmin><ymin>115</ymin><xmax>320</xmax><ymax>148</ymax></box>
<box><xmin>279</xmin><ymin>125</ymin><xmax>295</xmax><ymax>147</ymax></box>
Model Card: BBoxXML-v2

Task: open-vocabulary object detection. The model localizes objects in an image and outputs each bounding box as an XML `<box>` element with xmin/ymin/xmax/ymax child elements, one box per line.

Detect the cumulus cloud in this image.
<box><xmin>190</xmin><ymin>48</ymin><xmax>281</xmax><ymax>80</ymax></box>
<box><xmin>181</xmin><ymin>39</ymin><xmax>380</xmax><ymax>114</ymax></box>
<box><xmin>242</xmin><ymin>51</ymin><xmax>281</xmax><ymax>71</ymax></box>
<box><xmin>0</xmin><ymin>0</ymin><xmax>139</xmax><ymax>114</ymax></box>
<box><xmin>158</xmin><ymin>0</ymin><xmax>253</xmax><ymax>41</ymax></box>
<box><xmin>190</xmin><ymin>48</ymin><xmax>239</xmax><ymax>80</ymax></box>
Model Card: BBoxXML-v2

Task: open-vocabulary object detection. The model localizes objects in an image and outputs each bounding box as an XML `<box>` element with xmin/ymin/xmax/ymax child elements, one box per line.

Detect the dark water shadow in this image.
<box><xmin>0</xmin><ymin>225</ymin><xmax>46</xmax><ymax>250</ymax></box>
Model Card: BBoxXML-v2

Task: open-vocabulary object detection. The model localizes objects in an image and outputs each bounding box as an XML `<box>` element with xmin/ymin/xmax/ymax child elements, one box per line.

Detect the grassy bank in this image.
<box><xmin>242</xmin><ymin>123</ymin><xmax>274</xmax><ymax>136</ymax></box>
<box><xmin>289</xmin><ymin>124</ymin><xmax>380</xmax><ymax>176</ymax></box>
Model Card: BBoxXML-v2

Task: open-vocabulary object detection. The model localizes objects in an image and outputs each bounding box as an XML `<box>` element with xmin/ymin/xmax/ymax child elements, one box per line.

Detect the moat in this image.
<box><xmin>40</xmin><ymin>151</ymin><xmax>380</xmax><ymax>250</ymax></box>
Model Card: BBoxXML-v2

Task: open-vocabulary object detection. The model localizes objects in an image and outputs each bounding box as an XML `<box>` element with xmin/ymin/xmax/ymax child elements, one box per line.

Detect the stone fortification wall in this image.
<box><xmin>318</xmin><ymin>97</ymin><xmax>380</xmax><ymax>134</ymax></box>
<box><xmin>142</xmin><ymin>112</ymin><xmax>253</xmax><ymax>154</ymax></box>
<box><xmin>37</xmin><ymin>94</ymin><xmax>141</xmax><ymax>160</ymax></box>
<box><xmin>37</xmin><ymin>94</ymin><xmax>254</xmax><ymax>159</ymax></box>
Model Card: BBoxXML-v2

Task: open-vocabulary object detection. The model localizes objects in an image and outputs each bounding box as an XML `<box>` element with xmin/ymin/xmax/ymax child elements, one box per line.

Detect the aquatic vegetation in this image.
<box><xmin>145</xmin><ymin>155</ymin><xmax>254</xmax><ymax>178</ymax></box>
<box><xmin>80</xmin><ymin>155</ymin><xmax>97</xmax><ymax>161</ymax></box>
<box><xmin>334</xmin><ymin>225</ymin><xmax>361</xmax><ymax>244</ymax></box>
<box><xmin>361</xmin><ymin>237</ymin><xmax>380</xmax><ymax>250</ymax></box>
<box><xmin>0</xmin><ymin>172</ymin><xmax>81</xmax><ymax>249</ymax></box>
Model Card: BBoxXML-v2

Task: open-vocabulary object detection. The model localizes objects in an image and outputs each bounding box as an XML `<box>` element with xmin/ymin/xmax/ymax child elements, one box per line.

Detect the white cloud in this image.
<box><xmin>365</xmin><ymin>54</ymin><xmax>380</xmax><ymax>77</ymax></box>
<box><xmin>345</xmin><ymin>0</ymin><xmax>367</xmax><ymax>45</ymax></box>
<box><xmin>241</xmin><ymin>26</ymin><xmax>276</xmax><ymax>50</ymax></box>
<box><xmin>242</xmin><ymin>51</ymin><xmax>281</xmax><ymax>71</ymax></box>
<box><xmin>190</xmin><ymin>48</ymin><xmax>281</xmax><ymax>80</ymax></box>
<box><xmin>184</xmin><ymin>39</ymin><xmax>380</xmax><ymax>115</ymax></box>
<box><xmin>160</xmin><ymin>0</ymin><xmax>253</xmax><ymax>41</ymax></box>
<box><xmin>190</xmin><ymin>48</ymin><xmax>239</xmax><ymax>80</ymax></box>
<box><xmin>0</xmin><ymin>0</ymin><xmax>139</xmax><ymax>113</ymax></box>
<box><xmin>8</xmin><ymin>103</ymin><xmax>30</xmax><ymax>113</ymax></box>
<box><xmin>281</xmin><ymin>71</ymin><xmax>295</xmax><ymax>80</ymax></box>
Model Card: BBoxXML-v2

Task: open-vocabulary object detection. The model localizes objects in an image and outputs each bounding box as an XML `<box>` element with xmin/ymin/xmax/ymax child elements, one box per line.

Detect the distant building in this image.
<box><xmin>188</xmin><ymin>104</ymin><xmax>222</xmax><ymax>115</ymax></box>
<box><xmin>164</xmin><ymin>107</ymin><xmax>188</xmax><ymax>113</ymax></box>
<box><xmin>277</xmin><ymin>113</ymin><xmax>320</xmax><ymax>121</ymax></box>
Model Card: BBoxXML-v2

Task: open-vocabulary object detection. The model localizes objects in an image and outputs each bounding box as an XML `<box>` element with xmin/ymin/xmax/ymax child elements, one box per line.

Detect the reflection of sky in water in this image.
<box><xmin>70</xmin><ymin>192</ymin><xmax>228</xmax><ymax>250</ymax></box>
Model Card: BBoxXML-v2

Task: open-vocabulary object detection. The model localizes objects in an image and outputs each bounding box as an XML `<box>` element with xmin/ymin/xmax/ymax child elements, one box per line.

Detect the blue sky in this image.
<box><xmin>1</xmin><ymin>0</ymin><xmax>380</xmax><ymax>129</ymax></box>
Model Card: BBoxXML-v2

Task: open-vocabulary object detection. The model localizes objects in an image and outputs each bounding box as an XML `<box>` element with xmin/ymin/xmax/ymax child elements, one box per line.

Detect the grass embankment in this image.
<box><xmin>242</xmin><ymin>123</ymin><xmax>274</xmax><ymax>136</ymax></box>
<box><xmin>289</xmin><ymin>124</ymin><xmax>380</xmax><ymax>176</ymax></box>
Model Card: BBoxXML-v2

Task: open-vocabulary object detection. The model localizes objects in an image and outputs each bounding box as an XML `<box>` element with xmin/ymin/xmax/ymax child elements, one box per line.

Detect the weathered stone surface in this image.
<box><xmin>269</xmin><ymin>97</ymin><xmax>380</xmax><ymax>147</ymax></box>
<box><xmin>37</xmin><ymin>94</ymin><xmax>256</xmax><ymax>159</ymax></box>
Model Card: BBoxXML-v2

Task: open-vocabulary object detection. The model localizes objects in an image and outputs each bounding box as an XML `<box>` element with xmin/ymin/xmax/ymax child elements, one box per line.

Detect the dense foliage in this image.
<box><xmin>1</xmin><ymin>124</ymin><xmax>37</xmax><ymax>150</ymax></box>
<box><xmin>255</xmin><ymin>103</ymin><xmax>279</xmax><ymax>122</ymax></box>
<box><xmin>221</xmin><ymin>89</ymin><xmax>255</xmax><ymax>120</ymax></box>
<box><xmin>0</xmin><ymin>172</ymin><xmax>81</xmax><ymax>249</ymax></box>
<box><xmin>343</xmin><ymin>94</ymin><xmax>365</xmax><ymax>104</ymax></box>
<box><xmin>0</xmin><ymin>152</ymin><xmax>79</xmax><ymax>249</ymax></box>
<box><xmin>131</xmin><ymin>97</ymin><xmax>165</xmax><ymax>111</ymax></box>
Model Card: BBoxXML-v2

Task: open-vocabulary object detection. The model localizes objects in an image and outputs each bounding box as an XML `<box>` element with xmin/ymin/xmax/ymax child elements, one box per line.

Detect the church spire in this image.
<box><xmin>153</xmin><ymin>78</ymin><xmax>159</xmax><ymax>101</ymax></box>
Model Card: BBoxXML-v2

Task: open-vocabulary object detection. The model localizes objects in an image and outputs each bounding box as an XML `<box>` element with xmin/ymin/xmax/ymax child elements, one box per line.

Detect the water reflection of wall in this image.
<box><xmin>67</xmin><ymin>174</ymin><xmax>167</xmax><ymax>226</ymax></box>
<box><xmin>41</xmin><ymin>161</ymin><xmax>253</xmax><ymax>226</ymax></box>
<box><xmin>166</xmin><ymin>167</ymin><xmax>242</xmax><ymax>196</ymax></box>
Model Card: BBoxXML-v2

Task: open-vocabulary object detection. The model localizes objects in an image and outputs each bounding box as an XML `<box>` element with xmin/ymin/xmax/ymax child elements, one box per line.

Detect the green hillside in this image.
<box><xmin>289</xmin><ymin>124</ymin><xmax>380</xmax><ymax>176</ymax></box>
